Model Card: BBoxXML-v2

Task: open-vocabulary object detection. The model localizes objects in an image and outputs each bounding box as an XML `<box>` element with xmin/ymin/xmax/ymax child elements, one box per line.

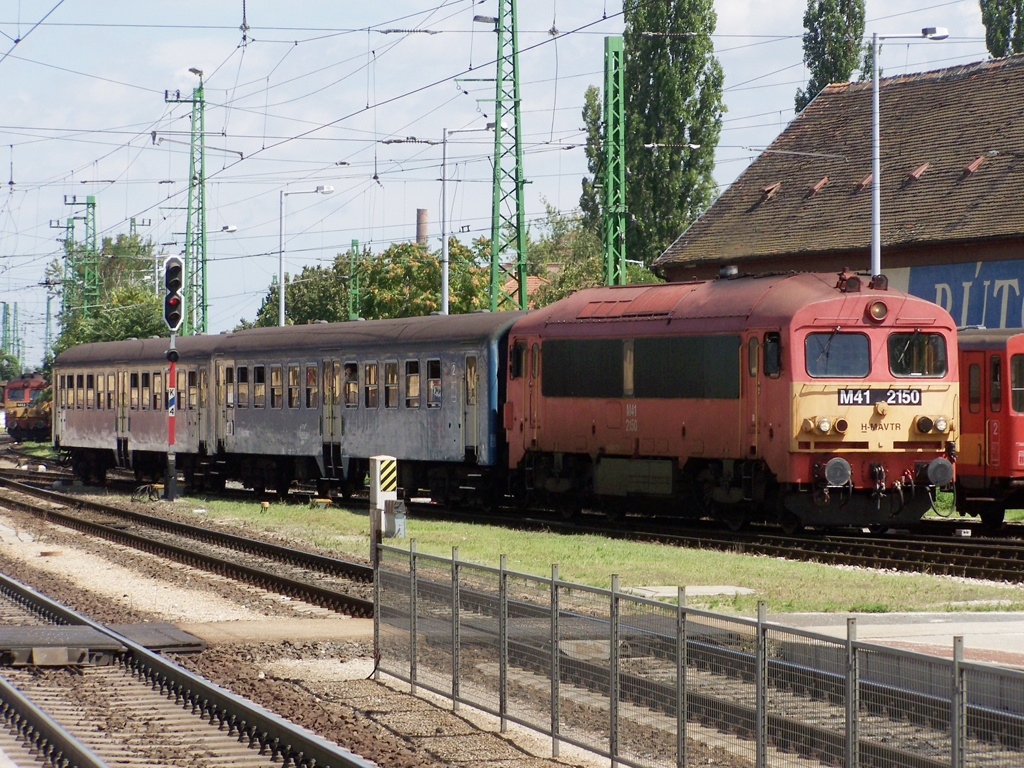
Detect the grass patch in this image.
<box><xmin>165</xmin><ymin>493</ymin><xmax>1024</xmax><ymax>616</ymax></box>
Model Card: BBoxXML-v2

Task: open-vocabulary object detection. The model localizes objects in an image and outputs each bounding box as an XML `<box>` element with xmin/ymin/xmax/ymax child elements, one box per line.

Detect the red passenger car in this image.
<box><xmin>504</xmin><ymin>271</ymin><xmax>959</xmax><ymax>531</ymax></box>
<box><xmin>956</xmin><ymin>328</ymin><xmax>1024</xmax><ymax>526</ymax></box>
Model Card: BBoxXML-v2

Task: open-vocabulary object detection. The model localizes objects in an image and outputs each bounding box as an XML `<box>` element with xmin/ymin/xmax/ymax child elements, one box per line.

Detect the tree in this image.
<box><xmin>980</xmin><ymin>0</ymin><xmax>1024</xmax><ymax>58</ymax></box>
<box><xmin>622</xmin><ymin>0</ymin><xmax>724</xmax><ymax>267</ymax></box>
<box><xmin>795</xmin><ymin>0</ymin><xmax>866</xmax><ymax>112</ymax></box>
<box><xmin>579</xmin><ymin>85</ymin><xmax>603</xmax><ymax>235</ymax></box>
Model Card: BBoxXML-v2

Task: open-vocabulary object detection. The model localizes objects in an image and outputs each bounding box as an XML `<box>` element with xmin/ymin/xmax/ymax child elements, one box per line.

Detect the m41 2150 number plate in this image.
<box><xmin>838</xmin><ymin>388</ymin><xmax>922</xmax><ymax>406</ymax></box>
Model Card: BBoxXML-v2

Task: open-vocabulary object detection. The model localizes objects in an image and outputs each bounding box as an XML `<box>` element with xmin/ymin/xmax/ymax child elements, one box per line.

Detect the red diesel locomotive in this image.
<box><xmin>504</xmin><ymin>271</ymin><xmax>958</xmax><ymax>531</ymax></box>
<box><xmin>955</xmin><ymin>328</ymin><xmax>1024</xmax><ymax>526</ymax></box>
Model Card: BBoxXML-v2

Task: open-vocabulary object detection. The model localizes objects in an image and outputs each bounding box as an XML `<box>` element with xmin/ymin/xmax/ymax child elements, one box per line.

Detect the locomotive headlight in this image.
<box><xmin>867</xmin><ymin>301</ymin><xmax>888</xmax><ymax>322</ymax></box>
<box><xmin>816</xmin><ymin>417</ymin><xmax>831</xmax><ymax>434</ymax></box>
<box><xmin>934</xmin><ymin>416</ymin><xmax>949</xmax><ymax>433</ymax></box>
<box><xmin>834</xmin><ymin>418</ymin><xmax>849</xmax><ymax>434</ymax></box>
<box><xmin>916</xmin><ymin>416</ymin><xmax>934</xmax><ymax>434</ymax></box>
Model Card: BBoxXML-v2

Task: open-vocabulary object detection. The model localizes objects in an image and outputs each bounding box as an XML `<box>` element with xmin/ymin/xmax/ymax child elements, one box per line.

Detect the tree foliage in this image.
<box><xmin>980</xmin><ymin>0</ymin><xmax>1024</xmax><ymax>58</ymax></box>
<box><xmin>621</xmin><ymin>0</ymin><xmax>724</xmax><ymax>267</ymax></box>
<box><xmin>579</xmin><ymin>85</ymin><xmax>603</xmax><ymax>235</ymax></box>
<box><xmin>795</xmin><ymin>0</ymin><xmax>866</xmax><ymax>112</ymax></box>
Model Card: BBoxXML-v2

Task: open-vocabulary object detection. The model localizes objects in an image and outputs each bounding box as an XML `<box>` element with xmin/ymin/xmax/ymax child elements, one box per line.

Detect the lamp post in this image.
<box><xmin>870</xmin><ymin>27</ymin><xmax>948</xmax><ymax>278</ymax></box>
<box><xmin>279</xmin><ymin>185</ymin><xmax>333</xmax><ymax>326</ymax></box>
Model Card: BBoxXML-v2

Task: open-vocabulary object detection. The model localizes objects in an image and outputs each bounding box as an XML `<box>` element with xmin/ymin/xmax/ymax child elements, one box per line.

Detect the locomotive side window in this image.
<box><xmin>107</xmin><ymin>374</ymin><xmax>115</xmax><ymax>410</ymax></box>
<box><xmin>888</xmin><ymin>331</ymin><xmax>947</xmax><ymax>377</ymax></box>
<box><xmin>763</xmin><ymin>332</ymin><xmax>781</xmax><ymax>377</ymax></box>
<box><xmin>141</xmin><ymin>372</ymin><xmax>151</xmax><ymax>410</ymax></box>
<box><xmin>344</xmin><ymin>363</ymin><xmax>358</xmax><ymax>407</ymax></box>
<box><xmin>271</xmin><ymin>366</ymin><xmax>283</xmax><ymax>408</ymax></box>
<box><xmin>86</xmin><ymin>374</ymin><xmax>95</xmax><ymax>409</ymax></box>
<box><xmin>748</xmin><ymin>337</ymin><xmax>758</xmax><ymax>377</ymax></box>
<box><xmin>427</xmin><ymin>359</ymin><xmax>441</xmax><ymax>408</ymax></box>
<box><xmin>305</xmin><ymin>364</ymin><xmax>318</xmax><ymax>409</ymax></box>
<box><xmin>805</xmin><ymin>331</ymin><xmax>868</xmax><ymax>378</ymax></box>
<box><xmin>990</xmin><ymin>355</ymin><xmax>1002</xmax><ymax>412</ymax></box>
<box><xmin>365</xmin><ymin>362</ymin><xmax>379</xmax><ymax>408</ymax></box>
<box><xmin>510</xmin><ymin>340</ymin><xmax>526</xmax><ymax>379</ymax></box>
<box><xmin>542</xmin><ymin>339</ymin><xmax>623</xmax><ymax>398</ymax></box>
<box><xmin>385</xmin><ymin>362</ymin><xmax>398</xmax><ymax>408</ymax></box>
<box><xmin>285</xmin><ymin>365</ymin><xmax>298</xmax><ymax>408</ymax></box>
<box><xmin>129</xmin><ymin>372</ymin><xmax>139</xmax><ymax>410</ymax></box>
<box><xmin>1012</xmin><ymin>354</ymin><xmax>1024</xmax><ymax>413</ymax></box>
<box><xmin>634</xmin><ymin>336</ymin><xmax>740</xmax><ymax>399</ymax></box>
<box><xmin>623</xmin><ymin>340</ymin><xmax>634</xmax><ymax>398</ymax></box>
<box><xmin>253</xmin><ymin>366</ymin><xmax>266</xmax><ymax>408</ymax></box>
<box><xmin>405</xmin><ymin>360</ymin><xmax>420</xmax><ymax>408</ymax></box>
<box><xmin>968</xmin><ymin>363</ymin><xmax>981</xmax><ymax>413</ymax></box>
<box><xmin>237</xmin><ymin>367</ymin><xmax>249</xmax><ymax>408</ymax></box>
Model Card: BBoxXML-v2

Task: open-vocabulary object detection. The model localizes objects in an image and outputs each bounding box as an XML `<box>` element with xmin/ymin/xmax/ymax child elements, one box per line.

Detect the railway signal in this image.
<box><xmin>163</xmin><ymin>256</ymin><xmax>184</xmax><ymax>332</ymax></box>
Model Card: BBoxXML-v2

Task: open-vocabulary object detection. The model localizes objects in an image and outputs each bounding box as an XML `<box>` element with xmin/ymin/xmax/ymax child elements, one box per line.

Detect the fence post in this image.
<box><xmin>677</xmin><ymin>586</ymin><xmax>687</xmax><ymax>768</ymax></box>
<box><xmin>499</xmin><ymin>553</ymin><xmax>508</xmax><ymax>733</ymax></box>
<box><xmin>756</xmin><ymin>600</ymin><xmax>767</xmax><ymax>768</ymax></box>
<box><xmin>551</xmin><ymin>563</ymin><xmax>560</xmax><ymax>758</ymax></box>
<box><xmin>452</xmin><ymin>546</ymin><xmax>460</xmax><ymax>712</ymax></box>
<box><xmin>409</xmin><ymin>539</ymin><xmax>418</xmax><ymax>695</ymax></box>
<box><xmin>373</xmin><ymin>542</ymin><xmax>381</xmax><ymax>681</ymax></box>
<box><xmin>611</xmin><ymin>574</ymin><xmax>620</xmax><ymax>767</ymax></box>
<box><xmin>952</xmin><ymin>636</ymin><xmax>965</xmax><ymax>768</ymax></box>
<box><xmin>846</xmin><ymin>617</ymin><xmax>858</xmax><ymax>768</ymax></box>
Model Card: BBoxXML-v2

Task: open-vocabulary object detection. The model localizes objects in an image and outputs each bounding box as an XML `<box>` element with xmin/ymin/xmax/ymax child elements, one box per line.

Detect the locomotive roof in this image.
<box><xmin>956</xmin><ymin>327</ymin><xmax>1024</xmax><ymax>351</ymax></box>
<box><xmin>54</xmin><ymin>311</ymin><xmax>527</xmax><ymax>367</ymax></box>
<box><xmin>510</xmin><ymin>272</ymin><xmax>931</xmax><ymax>335</ymax></box>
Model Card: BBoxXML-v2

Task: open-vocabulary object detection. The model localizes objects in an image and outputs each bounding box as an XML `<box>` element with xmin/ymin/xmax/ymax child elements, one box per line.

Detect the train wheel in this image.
<box><xmin>980</xmin><ymin>507</ymin><xmax>1006</xmax><ymax>529</ymax></box>
<box><xmin>720</xmin><ymin>507</ymin><xmax>748</xmax><ymax>532</ymax></box>
<box><xmin>779</xmin><ymin>513</ymin><xmax>803</xmax><ymax>536</ymax></box>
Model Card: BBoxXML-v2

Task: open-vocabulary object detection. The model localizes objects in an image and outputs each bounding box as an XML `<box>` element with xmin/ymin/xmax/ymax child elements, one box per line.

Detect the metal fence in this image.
<box><xmin>374</xmin><ymin>541</ymin><xmax>1024</xmax><ymax>768</ymax></box>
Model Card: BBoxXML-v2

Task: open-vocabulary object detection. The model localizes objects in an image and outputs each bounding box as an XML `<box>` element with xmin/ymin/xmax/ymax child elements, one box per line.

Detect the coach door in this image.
<box><xmin>963</xmin><ymin>351</ymin><xmax>993</xmax><ymax>474</ymax></box>
<box><xmin>463</xmin><ymin>356</ymin><xmax>478</xmax><ymax>459</ymax></box>
<box><xmin>323</xmin><ymin>359</ymin><xmax>342</xmax><ymax>444</ymax></box>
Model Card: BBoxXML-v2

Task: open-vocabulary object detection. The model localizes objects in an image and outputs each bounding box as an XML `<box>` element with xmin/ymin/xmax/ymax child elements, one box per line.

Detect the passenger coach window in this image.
<box><xmin>237</xmin><ymin>367</ymin><xmax>249</xmax><ymax>408</ymax></box>
<box><xmin>129</xmin><ymin>372</ymin><xmax>139</xmax><ymax>410</ymax></box>
<box><xmin>288</xmin><ymin>365</ymin><xmax>300</xmax><ymax>408</ymax></box>
<box><xmin>405</xmin><ymin>360</ymin><xmax>420</xmax><ymax>408</ymax></box>
<box><xmin>189</xmin><ymin>370</ymin><xmax>199</xmax><ymax>409</ymax></box>
<box><xmin>225</xmin><ymin>367</ymin><xmax>235</xmax><ymax>408</ymax></box>
<box><xmin>888</xmin><ymin>331</ymin><xmax>947</xmax><ymax>377</ymax></box>
<box><xmin>141</xmin><ymin>373</ymin><xmax>151</xmax><ymax>410</ymax></box>
<box><xmin>427</xmin><ymin>359</ymin><xmax>441</xmax><ymax>408</ymax></box>
<box><xmin>153</xmin><ymin>372</ymin><xmax>163</xmax><ymax>411</ymax></box>
<box><xmin>990</xmin><ymin>356</ymin><xmax>1002</xmax><ymax>412</ymax></box>
<box><xmin>365</xmin><ymin>363</ymin><xmax>379</xmax><ymax>408</ymax></box>
<box><xmin>96</xmin><ymin>374</ymin><xmax>105</xmax><ymax>410</ymax></box>
<box><xmin>385</xmin><ymin>362</ymin><xmax>398</xmax><ymax>408</ymax></box>
<box><xmin>305</xmin><ymin>364</ymin><xmax>318</xmax><ymax>408</ymax></box>
<box><xmin>86</xmin><ymin>374</ymin><xmax>95</xmax><ymax>409</ymax></box>
<box><xmin>341</xmin><ymin>363</ymin><xmax>357</xmax><ymax>407</ymax></box>
<box><xmin>805</xmin><ymin>331</ymin><xmax>869</xmax><ymax>378</ymax></box>
<box><xmin>466</xmin><ymin>357</ymin><xmax>477</xmax><ymax>405</ymax></box>
<box><xmin>107</xmin><ymin>374</ymin><xmax>115</xmax><ymax>410</ymax></box>
<box><xmin>254</xmin><ymin>366</ymin><xmax>266</xmax><ymax>408</ymax></box>
<box><xmin>77</xmin><ymin>374</ymin><xmax>85</xmax><ymax>409</ymax></box>
<box><xmin>177</xmin><ymin>371</ymin><xmax>186</xmax><ymax>408</ymax></box>
<box><xmin>1012</xmin><ymin>355</ymin><xmax>1024</xmax><ymax>413</ymax></box>
<box><xmin>271</xmin><ymin>366</ymin><xmax>283</xmax><ymax>409</ymax></box>
<box><xmin>968</xmin><ymin>364</ymin><xmax>981</xmax><ymax>414</ymax></box>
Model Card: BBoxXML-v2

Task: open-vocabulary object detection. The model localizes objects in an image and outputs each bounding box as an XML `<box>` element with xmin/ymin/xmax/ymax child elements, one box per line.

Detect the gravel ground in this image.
<box><xmin>0</xmin><ymin>481</ymin><xmax>752</xmax><ymax>768</ymax></box>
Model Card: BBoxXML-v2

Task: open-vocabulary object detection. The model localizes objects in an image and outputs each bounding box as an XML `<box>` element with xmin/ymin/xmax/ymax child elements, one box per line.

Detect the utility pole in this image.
<box><xmin>348</xmin><ymin>239</ymin><xmax>361</xmax><ymax>320</ymax></box>
<box><xmin>480</xmin><ymin>1</ymin><xmax>528</xmax><ymax>311</ymax></box>
<box><xmin>603</xmin><ymin>36</ymin><xmax>626</xmax><ymax>286</ymax></box>
<box><xmin>165</xmin><ymin>69</ymin><xmax>207</xmax><ymax>335</ymax></box>
<box><xmin>61</xmin><ymin>196</ymin><xmax>98</xmax><ymax>319</ymax></box>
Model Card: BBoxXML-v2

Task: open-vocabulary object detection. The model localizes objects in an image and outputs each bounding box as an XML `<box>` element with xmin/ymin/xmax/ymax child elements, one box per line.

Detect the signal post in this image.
<box><xmin>163</xmin><ymin>256</ymin><xmax>184</xmax><ymax>500</ymax></box>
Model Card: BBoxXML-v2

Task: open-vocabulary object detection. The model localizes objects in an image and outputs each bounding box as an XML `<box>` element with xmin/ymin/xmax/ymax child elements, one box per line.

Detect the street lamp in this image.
<box><xmin>870</xmin><ymin>27</ymin><xmax>948</xmax><ymax>278</ymax></box>
<box><xmin>279</xmin><ymin>185</ymin><xmax>333</xmax><ymax>326</ymax></box>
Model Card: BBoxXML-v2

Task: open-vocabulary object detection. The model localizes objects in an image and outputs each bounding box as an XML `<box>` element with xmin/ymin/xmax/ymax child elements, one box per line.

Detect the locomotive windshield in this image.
<box><xmin>805</xmin><ymin>331</ymin><xmax>869</xmax><ymax>377</ymax></box>
<box><xmin>888</xmin><ymin>331</ymin><xmax>948</xmax><ymax>377</ymax></box>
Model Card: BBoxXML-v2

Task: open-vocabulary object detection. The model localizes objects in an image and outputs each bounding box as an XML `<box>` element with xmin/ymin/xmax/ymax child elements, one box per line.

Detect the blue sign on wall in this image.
<box><xmin>890</xmin><ymin>260</ymin><xmax>1024</xmax><ymax>329</ymax></box>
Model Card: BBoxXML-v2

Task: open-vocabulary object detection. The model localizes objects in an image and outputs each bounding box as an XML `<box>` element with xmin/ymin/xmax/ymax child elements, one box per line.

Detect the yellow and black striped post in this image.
<box><xmin>369</xmin><ymin>455</ymin><xmax>398</xmax><ymax>561</ymax></box>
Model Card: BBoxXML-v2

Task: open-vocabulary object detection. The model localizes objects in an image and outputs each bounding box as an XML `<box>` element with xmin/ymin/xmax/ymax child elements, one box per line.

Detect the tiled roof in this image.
<box><xmin>653</xmin><ymin>54</ymin><xmax>1024</xmax><ymax>273</ymax></box>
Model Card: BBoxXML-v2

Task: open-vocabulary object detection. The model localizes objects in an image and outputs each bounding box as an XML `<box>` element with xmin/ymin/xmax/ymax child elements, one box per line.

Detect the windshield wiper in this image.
<box><xmin>816</xmin><ymin>326</ymin><xmax>840</xmax><ymax>364</ymax></box>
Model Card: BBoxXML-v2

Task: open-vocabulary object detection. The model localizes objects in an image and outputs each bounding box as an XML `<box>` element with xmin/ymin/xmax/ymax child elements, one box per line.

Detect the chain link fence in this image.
<box><xmin>375</xmin><ymin>542</ymin><xmax>1024</xmax><ymax>768</ymax></box>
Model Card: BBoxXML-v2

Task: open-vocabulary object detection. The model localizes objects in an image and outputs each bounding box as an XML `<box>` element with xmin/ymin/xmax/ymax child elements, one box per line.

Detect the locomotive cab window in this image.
<box><xmin>990</xmin><ymin>355</ymin><xmax>1002</xmax><ymax>412</ymax></box>
<box><xmin>805</xmin><ymin>331</ymin><xmax>868</xmax><ymax>378</ymax></box>
<box><xmin>1011</xmin><ymin>354</ymin><xmax>1024</xmax><ymax>413</ymax></box>
<box><xmin>763</xmin><ymin>332</ymin><xmax>781</xmax><ymax>378</ymax></box>
<box><xmin>405</xmin><ymin>360</ymin><xmax>420</xmax><ymax>408</ymax></box>
<box><xmin>888</xmin><ymin>331</ymin><xmax>947</xmax><ymax>377</ymax></box>
<box><xmin>344</xmin><ymin>363</ymin><xmax>358</xmax><ymax>407</ymax></box>
<box><xmin>365</xmin><ymin>362</ymin><xmax>379</xmax><ymax>408</ymax></box>
<box><xmin>427</xmin><ymin>359</ymin><xmax>441</xmax><ymax>408</ymax></box>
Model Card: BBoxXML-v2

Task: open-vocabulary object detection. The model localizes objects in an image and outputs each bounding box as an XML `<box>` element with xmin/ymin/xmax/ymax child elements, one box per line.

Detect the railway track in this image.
<box><xmin>0</xmin><ymin>476</ymin><xmax>374</xmax><ymax>618</ymax></box>
<box><xmin>0</xmin><ymin>569</ymin><xmax>378</xmax><ymax>768</ymax></box>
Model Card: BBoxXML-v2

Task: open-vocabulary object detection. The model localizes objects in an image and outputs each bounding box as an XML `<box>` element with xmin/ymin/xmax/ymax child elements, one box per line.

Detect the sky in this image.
<box><xmin>0</xmin><ymin>1</ymin><xmax>990</xmax><ymax>368</ymax></box>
